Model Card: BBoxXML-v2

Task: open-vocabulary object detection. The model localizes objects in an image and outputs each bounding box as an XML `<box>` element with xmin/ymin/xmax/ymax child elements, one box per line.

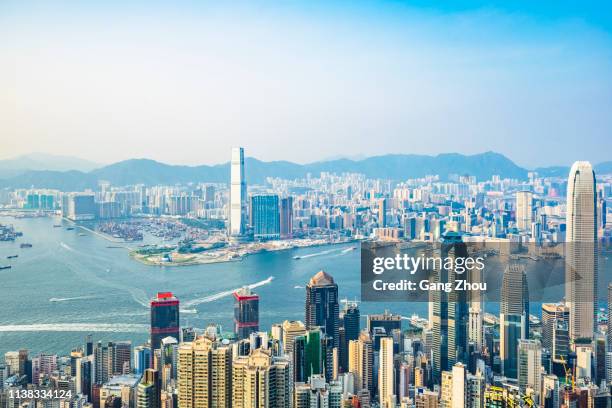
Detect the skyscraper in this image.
<box><xmin>608</xmin><ymin>284</ymin><xmax>612</xmax><ymax>352</ymax></box>
<box><xmin>348</xmin><ymin>331</ymin><xmax>374</xmax><ymax>397</ymax></box>
<box><xmin>378</xmin><ymin>337</ymin><xmax>395</xmax><ymax>408</ymax></box>
<box><xmin>234</xmin><ymin>287</ymin><xmax>259</xmax><ymax>340</ymax></box>
<box><xmin>229</xmin><ymin>147</ymin><xmax>248</xmax><ymax>237</ymax></box>
<box><xmin>232</xmin><ymin>348</ymin><xmax>292</xmax><ymax>408</ymax></box>
<box><xmin>280</xmin><ymin>196</ymin><xmax>293</xmax><ymax>239</ymax></box>
<box><xmin>565</xmin><ymin>161</ymin><xmax>598</xmax><ymax>341</ymax></box>
<box><xmin>432</xmin><ymin>232</ymin><xmax>469</xmax><ymax>382</ymax></box>
<box><xmin>515</xmin><ymin>191</ymin><xmax>533</xmax><ymax>232</ymax></box>
<box><xmin>500</xmin><ymin>263</ymin><xmax>529</xmax><ymax>379</ymax></box>
<box><xmin>150</xmin><ymin>292</ymin><xmax>180</xmax><ymax>351</ymax></box>
<box><xmin>177</xmin><ymin>337</ymin><xmax>232</xmax><ymax>408</ymax></box>
<box><xmin>137</xmin><ymin>369</ymin><xmax>159</xmax><ymax>408</ymax></box>
<box><xmin>517</xmin><ymin>340</ymin><xmax>542</xmax><ymax>399</ymax></box>
<box><xmin>250</xmin><ymin>194</ymin><xmax>280</xmax><ymax>240</ymax></box>
<box><xmin>541</xmin><ymin>303</ymin><xmax>569</xmax><ymax>362</ymax></box>
<box><xmin>339</xmin><ymin>301</ymin><xmax>360</xmax><ymax>371</ymax></box>
<box><xmin>305</xmin><ymin>270</ymin><xmax>340</xmax><ymax>349</ymax></box>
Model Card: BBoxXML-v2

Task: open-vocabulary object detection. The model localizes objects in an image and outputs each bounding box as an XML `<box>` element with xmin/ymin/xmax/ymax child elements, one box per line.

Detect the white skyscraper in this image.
<box><xmin>565</xmin><ymin>161</ymin><xmax>598</xmax><ymax>341</ymax></box>
<box><xmin>515</xmin><ymin>191</ymin><xmax>533</xmax><ymax>232</ymax></box>
<box><xmin>378</xmin><ymin>337</ymin><xmax>395</xmax><ymax>408</ymax></box>
<box><xmin>229</xmin><ymin>147</ymin><xmax>248</xmax><ymax>237</ymax></box>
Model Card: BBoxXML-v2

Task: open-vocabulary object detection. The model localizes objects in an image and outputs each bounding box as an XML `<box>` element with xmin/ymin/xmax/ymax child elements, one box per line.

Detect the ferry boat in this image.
<box><xmin>6</xmin><ymin>255</ymin><xmax>18</xmax><ymax>259</ymax></box>
<box><xmin>0</xmin><ymin>265</ymin><xmax>11</xmax><ymax>270</ymax></box>
<box><xmin>66</xmin><ymin>227</ymin><xmax>75</xmax><ymax>230</ymax></box>
<box><xmin>20</xmin><ymin>243</ymin><xmax>33</xmax><ymax>248</ymax></box>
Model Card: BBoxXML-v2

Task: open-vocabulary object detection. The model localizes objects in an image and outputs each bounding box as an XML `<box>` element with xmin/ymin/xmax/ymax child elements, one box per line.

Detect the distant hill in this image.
<box><xmin>0</xmin><ymin>152</ymin><xmax>608</xmax><ymax>190</ymax></box>
<box><xmin>0</xmin><ymin>153</ymin><xmax>101</xmax><ymax>179</ymax></box>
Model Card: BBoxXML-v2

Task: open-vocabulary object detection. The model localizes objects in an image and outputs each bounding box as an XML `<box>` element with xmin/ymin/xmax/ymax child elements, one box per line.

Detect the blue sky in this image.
<box><xmin>2</xmin><ymin>1</ymin><xmax>611</xmax><ymax>167</ymax></box>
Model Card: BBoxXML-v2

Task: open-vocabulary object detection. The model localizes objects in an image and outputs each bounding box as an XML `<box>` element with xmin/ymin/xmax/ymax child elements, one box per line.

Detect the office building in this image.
<box><xmin>233</xmin><ymin>287</ymin><xmax>259</xmax><ymax>340</ymax></box>
<box><xmin>432</xmin><ymin>232</ymin><xmax>469</xmax><ymax>381</ymax></box>
<box><xmin>62</xmin><ymin>192</ymin><xmax>97</xmax><ymax>221</ymax></box>
<box><xmin>541</xmin><ymin>303</ymin><xmax>569</xmax><ymax>358</ymax></box>
<box><xmin>250</xmin><ymin>194</ymin><xmax>280</xmax><ymax>240</ymax></box>
<box><xmin>150</xmin><ymin>292</ymin><xmax>180</xmax><ymax>351</ymax></box>
<box><xmin>305</xmin><ymin>270</ymin><xmax>340</xmax><ymax>349</ymax></box>
<box><xmin>517</xmin><ymin>340</ymin><xmax>542</xmax><ymax>401</ymax></box>
<box><xmin>229</xmin><ymin>147</ymin><xmax>248</xmax><ymax>237</ymax></box>
<box><xmin>340</xmin><ymin>301</ymin><xmax>360</xmax><ymax>372</ymax></box>
<box><xmin>294</xmin><ymin>374</ymin><xmax>342</xmax><ymax>408</ymax></box>
<box><xmin>565</xmin><ymin>161</ymin><xmax>598</xmax><ymax>341</ymax></box>
<box><xmin>500</xmin><ymin>263</ymin><xmax>529</xmax><ymax>379</ymax></box>
<box><xmin>280</xmin><ymin>196</ymin><xmax>293</xmax><ymax>239</ymax></box>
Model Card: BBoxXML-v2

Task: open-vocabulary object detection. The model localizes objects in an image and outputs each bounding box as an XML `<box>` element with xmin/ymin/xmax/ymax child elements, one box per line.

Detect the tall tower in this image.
<box><xmin>515</xmin><ymin>191</ymin><xmax>533</xmax><ymax>232</ymax></box>
<box><xmin>565</xmin><ymin>161</ymin><xmax>598</xmax><ymax>341</ymax></box>
<box><xmin>500</xmin><ymin>263</ymin><xmax>529</xmax><ymax>379</ymax></box>
<box><xmin>233</xmin><ymin>287</ymin><xmax>259</xmax><ymax>340</ymax></box>
<box><xmin>378</xmin><ymin>337</ymin><xmax>395</xmax><ymax>408</ymax></box>
<box><xmin>305</xmin><ymin>270</ymin><xmax>340</xmax><ymax>349</ymax></box>
<box><xmin>150</xmin><ymin>292</ymin><xmax>180</xmax><ymax>351</ymax></box>
<box><xmin>432</xmin><ymin>232</ymin><xmax>469</xmax><ymax>382</ymax></box>
<box><xmin>229</xmin><ymin>147</ymin><xmax>248</xmax><ymax>237</ymax></box>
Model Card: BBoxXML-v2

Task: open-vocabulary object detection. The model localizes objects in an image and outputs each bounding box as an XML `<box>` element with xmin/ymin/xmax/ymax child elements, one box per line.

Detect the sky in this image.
<box><xmin>2</xmin><ymin>1</ymin><xmax>612</xmax><ymax>168</ymax></box>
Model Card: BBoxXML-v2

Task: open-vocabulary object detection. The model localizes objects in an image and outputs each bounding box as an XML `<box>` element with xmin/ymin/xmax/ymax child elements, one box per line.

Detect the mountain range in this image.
<box><xmin>0</xmin><ymin>152</ymin><xmax>610</xmax><ymax>191</ymax></box>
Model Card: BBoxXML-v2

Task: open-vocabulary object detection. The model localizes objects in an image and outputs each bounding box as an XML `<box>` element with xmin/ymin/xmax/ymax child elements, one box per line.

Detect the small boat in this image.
<box><xmin>78</xmin><ymin>233</ymin><xmax>86</xmax><ymax>236</ymax></box>
<box><xmin>0</xmin><ymin>265</ymin><xmax>11</xmax><ymax>270</ymax></box>
<box><xmin>293</xmin><ymin>255</ymin><xmax>301</xmax><ymax>260</ymax></box>
<box><xmin>7</xmin><ymin>255</ymin><xmax>18</xmax><ymax>259</ymax></box>
<box><xmin>66</xmin><ymin>227</ymin><xmax>75</xmax><ymax>231</ymax></box>
<box><xmin>20</xmin><ymin>243</ymin><xmax>33</xmax><ymax>248</ymax></box>
<box><xmin>53</xmin><ymin>224</ymin><xmax>62</xmax><ymax>228</ymax></box>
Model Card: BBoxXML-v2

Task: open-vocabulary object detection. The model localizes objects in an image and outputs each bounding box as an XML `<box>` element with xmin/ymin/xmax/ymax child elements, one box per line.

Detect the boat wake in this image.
<box><xmin>49</xmin><ymin>295</ymin><xmax>96</xmax><ymax>302</ymax></box>
<box><xmin>0</xmin><ymin>323</ymin><xmax>148</xmax><ymax>333</ymax></box>
<box><xmin>183</xmin><ymin>276</ymin><xmax>274</xmax><ymax>308</ymax></box>
<box><xmin>298</xmin><ymin>248</ymin><xmax>341</xmax><ymax>259</ymax></box>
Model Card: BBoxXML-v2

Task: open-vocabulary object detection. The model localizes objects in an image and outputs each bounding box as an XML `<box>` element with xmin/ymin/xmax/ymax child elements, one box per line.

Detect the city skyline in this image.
<box><xmin>2</xmin><ymin>1</ymin><xmax>612</xmax><ymax>167</ymax></box>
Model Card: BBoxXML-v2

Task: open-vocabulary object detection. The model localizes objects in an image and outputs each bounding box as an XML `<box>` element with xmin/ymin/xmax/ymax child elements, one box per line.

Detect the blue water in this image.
<box><xmin>0</xmin><ymin>216</ymin><xmax>428</xmax><ymax>356</ymax></box>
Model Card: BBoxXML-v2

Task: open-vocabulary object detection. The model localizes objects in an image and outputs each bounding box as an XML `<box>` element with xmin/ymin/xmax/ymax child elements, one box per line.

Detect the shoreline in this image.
<box><xmin>129</xmin><ymin>239</ymin><xmax>358</xmax><ymax>267</ymax></box>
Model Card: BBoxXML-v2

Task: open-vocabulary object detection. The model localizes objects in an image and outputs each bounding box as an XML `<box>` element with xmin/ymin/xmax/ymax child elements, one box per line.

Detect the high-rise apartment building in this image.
<box><xmin>348</xmin><ymin>331</ymin><xmax>374</xmax><ymax>397</ymax></box>
<box><xmin>232</xmin><ymin>348</ymin><xmax>292</xmax><ymax>408</ymax></box>
<box><xmin>378</xmin><ymin>337</ymin><xmax>395</xmax><ymax>408</ymax></box>
<box><xmin>515</xmin><ymin>191</ymin><xmax>533</xmax><ymax>231</ymax></box>
<box><xmin>177</xmin><ymin>337</ymin><xmax>232</xmax><ymax>408</ymax></box>
<box><xmin>229</xmin><ymin>147</ymin><xmax>248</xmax><ymax>237</ymax></box>
<box><xmin>150</xmin><ymin>292</ymin><xmax>180</xmax><ymax>351</ymax></box>
<box><xmin>565</xmin><ymin>161</ymin><xmax>598</xmax><ymax>341</ymax></box>
<box><xmin>137</xmin><ymin>369</ymin><xmax>159</xmax><ymax>408</ymax></box>
<box><xmin>305</xmin><ymin>270</ymin><xmax>340</xmax><ymax>349</ymax></box>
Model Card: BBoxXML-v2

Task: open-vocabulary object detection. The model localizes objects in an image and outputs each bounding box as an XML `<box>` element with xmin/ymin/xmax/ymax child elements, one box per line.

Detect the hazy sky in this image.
<box><xmin>2</xmin><ymin>1</ymin><xmax>611</xmax><ymax>168</ymax></box>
